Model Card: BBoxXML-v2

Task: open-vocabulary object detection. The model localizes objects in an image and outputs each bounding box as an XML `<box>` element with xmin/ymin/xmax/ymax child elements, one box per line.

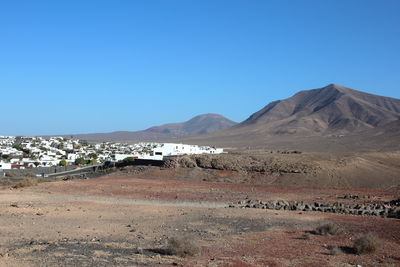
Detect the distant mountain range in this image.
<box><xmin>67</xmin><ymin>113</ymin><xmax>237</xmax><ymax>142</ymax></box>
<box><xmin>237</xmin><ymin>83</ymin><xmax>400</xmax><ymax>135</ymax></box>
<box><xmin>60</xmin><ymin>84</ymin><xmax>400</xmax><ymax>150</ymax></box>
<box><xmin>181</xmin><ymin>84</ymin><xmax>400</xmax><ymax>151</ymax></box>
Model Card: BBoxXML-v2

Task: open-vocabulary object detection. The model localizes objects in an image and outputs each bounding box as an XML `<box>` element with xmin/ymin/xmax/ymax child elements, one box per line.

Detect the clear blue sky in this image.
<box><xmin>1</xmin><ymin>0</ymin><xmax>399</xmax><ymax>136</ymax></box>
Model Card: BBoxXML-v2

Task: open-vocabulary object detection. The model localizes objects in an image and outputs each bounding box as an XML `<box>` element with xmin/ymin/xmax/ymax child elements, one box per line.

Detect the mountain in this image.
<box><xmin>181</xmin><ymin>84</ymin><xmax>400</xmax><ymax>150</ymax></box>
<box><xmin>238</xmin><ymin>83</ymin><xmax>400</xmax><ymax>135</ymax></box>
<box><xmin>68</xmin><ymin>114</ymin><xmax>237</xmax><ymax>142</ymax></box>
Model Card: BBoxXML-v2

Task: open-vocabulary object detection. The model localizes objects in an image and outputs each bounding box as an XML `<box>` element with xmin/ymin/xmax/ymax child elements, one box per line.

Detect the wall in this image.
<box><xmin>3</xmin><ymin>166</ymin><xmax>77</xmax><ymax>176</ymax></box>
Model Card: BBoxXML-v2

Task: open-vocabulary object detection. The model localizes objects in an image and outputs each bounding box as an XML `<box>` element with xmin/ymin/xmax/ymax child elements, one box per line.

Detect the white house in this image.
<box><xmin>0</xmin><ymin>161</ymin><xmax>12</xmax><ymax>170</ymax></box>
<box><xmin>114</xmin><ymin>154</ymin><xmax>136</xmax><ymax>161</ymax></box>
<box><xmin>129</xmin><ymin>143</ymin><xmax>224</xmax><ymax>161</ymax></box>
<box><xmin>67</xmin><ymin>153</ymin><xmax>79</xmax><ymax>161</ymax></box>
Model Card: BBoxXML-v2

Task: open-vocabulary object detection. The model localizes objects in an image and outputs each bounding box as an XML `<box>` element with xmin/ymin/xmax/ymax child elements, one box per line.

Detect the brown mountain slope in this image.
<box><xmin>68</xmin><ymin>113</ymin><xmax>237</xmax><ymax>142</ymax></box>
<box><xmin>181</xmin><ymin>84</ymin><xmax>400</xmax><ymax>151</ymax></box>
<box><xmin>239</xmin><ymin>83</ymin><xmax>400</xmax><ymax>135</ymax></box>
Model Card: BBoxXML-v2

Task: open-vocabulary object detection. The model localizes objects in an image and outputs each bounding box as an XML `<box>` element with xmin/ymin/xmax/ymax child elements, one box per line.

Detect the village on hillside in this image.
<box><xmin>0</xmin><ymin>136</ymin><xmax>223</xmax><ymax>170</ymax></box>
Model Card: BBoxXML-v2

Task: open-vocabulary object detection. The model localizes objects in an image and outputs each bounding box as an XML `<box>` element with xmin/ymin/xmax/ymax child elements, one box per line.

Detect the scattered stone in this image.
<box><xmin>344</xmin><ymin>194</ymin><xmax>359</xmax><ymax>199</ymax></box>
<box><xmin>229</xmin><ymin>198</ymin><xmax>400</xmax><ymax>219</ymax></box>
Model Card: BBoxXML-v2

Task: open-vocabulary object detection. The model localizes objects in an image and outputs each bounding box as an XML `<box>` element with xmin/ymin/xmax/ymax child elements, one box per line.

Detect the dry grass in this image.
<box><xmin>178</xmin><ymin>156</ymin><xmax>197</xmax><ymax>168</ymax></box>
<box><xmin>12</xmin><ymin>178</ymin><xmax>52</xmax><ymax>189</ymax></box>
<box><xmin>166</xmin><ymin>237</ymin><xmax>200</xmax><ymax>257</ymax></box>
<box><xmin>329</xmin><ymin>246</ymin><xmax>343</xmax><ymax>256</ymax></box>
<box><xmin>5</xmin><ymin>172</ymin><xmax>17</xmax><ymax>177</ymax></box>
<box><xmin>314</xmin><ymin>223</ymin><xmax>343</xmax><ymax>236</ymax></box>
<box><xmin>0</xmin><ymin>180</ymin><xmax>12</xmax><ymax>186</ymax></box>
<box><xmin>22</xmin><ymin>172</ymin><xmax>36</xmax><ymax>178</ymax></box>
<box><xmin>300</xmin><ymin>233</ymin><xmax>311</xmax><ymax>240</ymax></box>
<box><xmin>354</xmin><ymin>233</ymin><xmax>379</xmax><ymax>254</ymax></box>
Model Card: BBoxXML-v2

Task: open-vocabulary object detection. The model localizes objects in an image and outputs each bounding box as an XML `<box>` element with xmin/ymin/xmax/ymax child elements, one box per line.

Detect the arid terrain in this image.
<box><xmin>2</xmin><ymin>85</ymin><xmax>400</xmax><ymax>266</ymax></box>
<box><xmin>1</xmin><ymin>150</ymin><xmax>400</xmax><ymax>266</ymax></box>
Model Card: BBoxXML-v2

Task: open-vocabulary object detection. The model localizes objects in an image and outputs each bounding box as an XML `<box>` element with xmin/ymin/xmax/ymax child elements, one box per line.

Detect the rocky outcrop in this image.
<box><xmin>229</xmin><ymin>198</ymin><xmax>400</xmax><ymax>219</ymax></box>
<box><xmin>162</xmin><ymin>154</ymin><xmax>317</xmax><ymax>175</ymax></box>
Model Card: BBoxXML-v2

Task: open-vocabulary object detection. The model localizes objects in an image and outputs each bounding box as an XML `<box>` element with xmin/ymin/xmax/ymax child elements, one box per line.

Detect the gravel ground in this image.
<box><xmin>0</xmin><ymin>177</ymin><xmax>399</xmax><ymax>266</ymax></box>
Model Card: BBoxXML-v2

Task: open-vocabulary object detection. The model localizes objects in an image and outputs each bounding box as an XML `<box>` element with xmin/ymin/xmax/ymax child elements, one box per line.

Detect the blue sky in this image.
<box><xmin>1</xmin><ymin>0</ymin><xmax>399</xmax><ymax>135</ymax></box>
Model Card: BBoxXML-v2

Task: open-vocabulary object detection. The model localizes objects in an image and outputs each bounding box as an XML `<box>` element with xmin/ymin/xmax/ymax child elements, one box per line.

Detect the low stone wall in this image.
<box><xmin>3</xmin><ymin>166</ymin><xmax>77</xmax><ymax>176</ymax></box>
<box><xmin>229</xmin><ymin>198</ymin><xmax>400</xmax><ymax>219</ymax></box>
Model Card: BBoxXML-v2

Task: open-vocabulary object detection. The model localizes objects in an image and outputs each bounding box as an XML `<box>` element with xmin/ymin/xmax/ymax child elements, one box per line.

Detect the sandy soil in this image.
<box><xmin>0</xmin><ymin>176</ymin><xmax>399</xmax><ymax>266</ymax></box>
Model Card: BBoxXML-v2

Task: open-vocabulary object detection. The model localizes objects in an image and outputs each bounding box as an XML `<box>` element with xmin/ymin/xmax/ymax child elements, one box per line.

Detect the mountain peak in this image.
<box><xmin>240</xmin><ymin>84</ymin><xmax>400</xmax><ymax>135</ymax></box>
<box><xmin>62</xmin><ymin>114</ymin><xmax>237</xmax><ymax>142</ymax></box>
<box><xmin>323</xmin><ymin>83</ymin><xmax>350</xmax><ymax>92</ymax></box>
<box><xmin>190</xmin><ymin>113</ymin><xmax>226</xmax><ymax>119</ymax></box>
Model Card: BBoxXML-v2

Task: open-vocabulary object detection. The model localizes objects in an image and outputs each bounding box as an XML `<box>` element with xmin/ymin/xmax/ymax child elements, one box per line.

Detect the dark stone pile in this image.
<box><xmin>229</xmin><ymin>198</ymin><xmax>400</xmax><ymax>219</ymax></box>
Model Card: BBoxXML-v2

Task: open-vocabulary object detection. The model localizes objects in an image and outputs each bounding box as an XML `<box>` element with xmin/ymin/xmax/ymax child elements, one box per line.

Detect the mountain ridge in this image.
<box><xmin>65</xmin><ymin>113</ymin><xmax>237</xmax><ymax>142</ymax></box>
<box><xmin>236</xmin><ymin>84</ymin><xmax>400</xmax><ymax>135</ymax></box>
<box><xmin>179</xmin><ymin>84</ymin><xmax>400</xmax><ymax>151</ymax></box>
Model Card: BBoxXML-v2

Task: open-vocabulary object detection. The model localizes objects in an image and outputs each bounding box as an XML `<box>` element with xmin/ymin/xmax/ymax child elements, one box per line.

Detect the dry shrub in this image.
<box><xmin>301</xmin><ymin>233</ymin><xmax>311</xmax><ymax>240</ymax></box>
<box><xmin>12</xmin><ymin>178</ymin><xmax>52</xmax><ymax>189</ymax></box>
<box><xmin>194</xmin><ymin>155</ymin><xmax>213</xmax><ymax>169</ymax></box>
<box><xmin>162</xmin><ymin>157</ymin><xmax>179</xmax><ymax>168</ymax></box>
<box><xmin>167</xmin><ymin>237</ymin><xmax>200</xmax><ymax>257</ymax></box>
<box><xmin>22</xmin><ymin>172</ymin><xmax>36</xmax><ymax>178</ymax></box>
<box><xmin>314</xmin><ymin>223</ymin><xmax>343</xmax><ymax>236</ymax></box>
<box><xmin>353</xmin><ymin>233</ymin><xmax>379</xmax><ymax>254</ymax></box>
<box><xmin>0</xmin><ymin>180</ymin><xmax>12</xmax><ymax>186</ymax></box>
<box><xmin>178</xmin><ymin>156</ymin><xmax>197</xmax><ymax>168</ymax></box>
<box><xmin>12</xmin><ymin>178</ymin><xmax>39</xmax><ymax>189</ymax></box>
<box><xmin>329</xmin><ymin>246</ymin><xmax>343</xmax><ymax>256</ymax></box>
<box><xmin>5</xmin><ymin>172</ymin><xmax>16</xmax><ymax>177</ymax></box>
<box><xmin>62</xmin><ymin>176</ymin><xmax>75</xmax><ymax>181</ymax></box>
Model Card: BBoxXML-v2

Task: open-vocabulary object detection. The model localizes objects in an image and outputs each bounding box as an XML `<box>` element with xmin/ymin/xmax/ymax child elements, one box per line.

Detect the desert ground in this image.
<box><xmin>1</xmin><ymin>152</ymin><xmax>400</xmax><ymax>267</ymax></box>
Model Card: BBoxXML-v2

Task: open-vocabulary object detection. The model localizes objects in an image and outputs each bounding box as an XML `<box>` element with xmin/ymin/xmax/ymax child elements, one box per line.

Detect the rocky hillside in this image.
<box><xmin>238</xmin><ymin>84</ymin><xmax>400</xmax><ymax>135</ymax></box>
<box><xmin>181</xmin><ymin>84</ymin><xmax>400</xmax><ymax>151</ymax></box>
<box><xmin>67</xmin><ymin>113</ymin><xmax>237</xmax><ymax>142</ymax></box>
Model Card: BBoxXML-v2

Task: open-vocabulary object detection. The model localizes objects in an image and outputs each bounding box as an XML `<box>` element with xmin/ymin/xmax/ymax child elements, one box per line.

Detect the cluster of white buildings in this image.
<box><xmin>115</xmin><ymin>142</ymin><xmax>224</xmax><ymax>161</ymax></box>
<box><xmin>0</xmin><ymin>136</ymin><xmax>223</xmax><ymax>170</ymax></box>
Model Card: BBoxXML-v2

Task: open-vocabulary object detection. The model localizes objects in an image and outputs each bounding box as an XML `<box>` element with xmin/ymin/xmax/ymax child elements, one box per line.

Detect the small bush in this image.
<box><xmin>5</xmin><ymin>172</ymin><xmax>16</xmax><ymax>177</ymax></box>
<box><xmin>300</xmin><ymin>233</ymin><xmax>310</xmax><ymax>240</ymax></box>
<box><xmin>353</xmin><ymin>233</ymin><xmax>379</xmax><ymax>254</ymax></box>
<box><xmin>62</xmin><ymin>176</ymin><xmax>75</xmax><ymax>181</ymax></box>
<box><xmin>178</xmin><ymin>156</ymin><xmax>197</xmax><ymax>168</ymax></box>
<box><xmin>0</xmin><ymin>180</ymin><xmax>12</xmax><ymax>186</ymax></box>
<box><xmin>12</xmin><ymin>178</ymin><xmax>38</xmax><ymax>189</ymax></box>
<box><xmin>329</xmin><ymin>246</ymin><xmax>343</xmax><ymax>256</ymax></box>
<box><xmin>314</xmin><ymin>223</ymin><xmax>343</xmax><ymax>236</ymax></box>
<box><xmin>22</xmin><ymin>172</ymin><xmax>36</xmax><ymax>178</ymax></box>
<box><xmin>166</xmin><ymin>237</ymin><xmax>200</xmax><ymax>257</ymax></box>
<box><xmin>12</xmin><ymin>178</ymin><xmax>52</xmax><ymax>189</ymax></box>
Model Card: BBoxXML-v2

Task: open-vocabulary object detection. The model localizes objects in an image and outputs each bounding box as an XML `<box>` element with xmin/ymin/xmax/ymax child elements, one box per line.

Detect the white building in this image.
<box><xmin>130</xmin><ymin>143</ymin><xmax>223</xmax><ymax>161</ymax></box>
<box><xmin>0</xmin><ymin>161</ymin><xmax>12</xmax><ymax>170</ymax></box>
<box><xmin>114</xmin><ymin>154</ymin><xmax>136</xmax><ymax>161</ymax></box>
